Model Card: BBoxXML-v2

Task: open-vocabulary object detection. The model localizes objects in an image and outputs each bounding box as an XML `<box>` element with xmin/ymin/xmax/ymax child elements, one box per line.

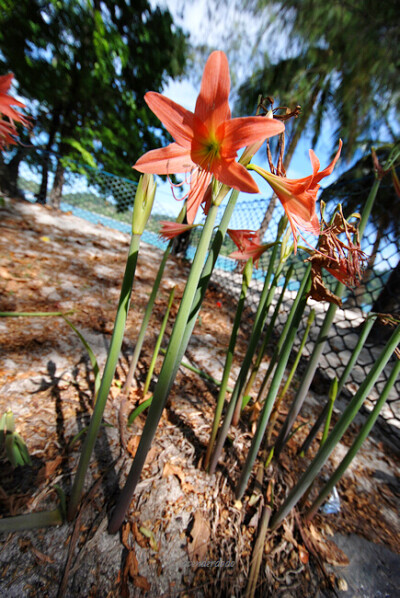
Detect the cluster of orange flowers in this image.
<box><xmin>0</xmin><ymin>73</ymin><xmax>30</xmax><ymax>151</ymax></box>
<box><xmin>134</xmin><ymin>50</ymin><xmax>361</xmax><ymax>298</ymax></box>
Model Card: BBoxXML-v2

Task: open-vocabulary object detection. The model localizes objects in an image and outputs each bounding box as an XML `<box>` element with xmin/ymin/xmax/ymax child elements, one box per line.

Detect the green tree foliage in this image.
<box><xmin>0</xmin><ymin>0</ymin><xmax>187</xmax><ymax>204</ymax></box>
<box><xmin>235</xmin><ymin>0</ymin><xmax>400</xmax><ymax>160</ymax></box>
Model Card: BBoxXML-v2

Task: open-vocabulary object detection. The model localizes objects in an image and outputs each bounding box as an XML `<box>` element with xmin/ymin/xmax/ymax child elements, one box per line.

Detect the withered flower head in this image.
<box><xmin>306</xmin><ymin>205</ymin><xmax>367</xmax><ymax>306</ymax></box>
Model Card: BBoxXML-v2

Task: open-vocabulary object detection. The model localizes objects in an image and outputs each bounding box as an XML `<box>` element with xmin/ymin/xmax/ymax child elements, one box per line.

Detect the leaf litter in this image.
<box><xmin>0</xmin><ymin>197</ymin><xmax>400</xmax><ymax>597</ymax></box>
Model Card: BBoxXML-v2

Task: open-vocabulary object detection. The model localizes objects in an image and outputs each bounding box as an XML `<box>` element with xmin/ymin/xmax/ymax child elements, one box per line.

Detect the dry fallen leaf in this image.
<box><xmin>121</xmin><ymin>522</ymin><xmax>131</xmax><ymax>551</ymax></box>
<box><xmin>132</xmin><ymin>522</ymin><xmax>148</xmax><ymax>549</ymax></box>
<box><xmin>0</xmin><ymin>266</ymin><xmax>12</xmax><ymax>279</ymax></box>
<box><xmin>36</xmin><ymin>455</ymin><xmax>63</xmax><ymax>485</ymax></box>
<box><xmin>306</xmin><ymin>524</ymin><xmax>349</xmax><ymax>566</ymax></box>
<box><xmin>187</xmin><ymin>510</ymin><xmax>210</xmax><ymax>562</ymax></box>
<box><xmin>298</xmin><ymin>545</ymin><xmax>309</xmax><ymax>564</ymax></box>
<box><xmin>133</xmin><ymin>574</ymin><xmax>151</xmax><ymax>592</ymax></box>
<box><xmin>125</xmin><ymin>549</ymin><xmax>139</xmax><ymax>578</ymax></box>
<box><xmin>126</xmin><ymin>435</ymin><xmax>140</xmax><ymax>458</ymax></box>
<box><xmin>162</xmin><ymin>462</ymin><xmax>195</xmax><ymax>493</ymax></box>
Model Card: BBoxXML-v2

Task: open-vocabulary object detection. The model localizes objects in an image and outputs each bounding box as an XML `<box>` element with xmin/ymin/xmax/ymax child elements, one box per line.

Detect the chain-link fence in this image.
<box><xmin>4</xmin><ymin>148</ymin><xmax>399</xmax><ymax>442</ymax></box>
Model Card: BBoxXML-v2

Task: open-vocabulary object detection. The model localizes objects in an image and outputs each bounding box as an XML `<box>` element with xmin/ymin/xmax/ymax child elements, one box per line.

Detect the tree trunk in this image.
<box><xmin>36</xmin><ymin>108</ymin><xmax>61</xmax><ymax>204</ymax></box>
<box><xmin>50</xmin><ymin>157</ymin><xmax>65</xmax><ymax>209</ymax></box>
<box><xmin>0</xmin><ymin>149</ymin><xmax>24</xmax><ymax>197</ymax></box>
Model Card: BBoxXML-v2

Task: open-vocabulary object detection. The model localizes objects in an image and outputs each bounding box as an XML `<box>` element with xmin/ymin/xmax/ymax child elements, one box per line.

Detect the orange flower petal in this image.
<box><xmin>187</xmin><ymin>169</ymin><xmax>212</xmax><ymax>224</ymax></box>
<box><xmin>213</xmin><ymin>159</ymin><xmax>259</xmax><ymax>194</ymax></box>
<box><xmin>221</xmin><ymin>117</ymin><xmax>285</xmax><ymax>155</ymax></box>
<box><xmin>195</xmin><ymin>51</ymin><xmax>231</xmax><ymax>131</ymax></box>
<box><xmin>159</xmin><ymin>221</ymin><xmax>195</xmax><ymax>240</ymax></box>
<box><xmin>0</xmin><ymin>119</ymin><xmax>18</xmax><ymax>150</ymax></box>
<box><xmin>144</xmin><ymin>92</ymin><xmax>195</xmax><ymax>149</ymax></box>
<box><xmin>0</xmin><ymin>73</ymin><xmax>13</xmax><ymax>94</ymax></box>
<box><xmin>228</xmin><ymin>229</ymin><xmax>267</xmax><ymax>268</ymax></box>
<box><xmin>312</xmin><ymin>140</ymin><xmax>342</xmax><ymax>184</ymax></box>
<box><xmin>0</xmin><ymin>74</ymin><xmax>29</xmax><ymax>127</ymax></box>
<box><xmin>134</xmin><ymin>142</ymin><xmax>194</xmax><ymax>175</ymax></box>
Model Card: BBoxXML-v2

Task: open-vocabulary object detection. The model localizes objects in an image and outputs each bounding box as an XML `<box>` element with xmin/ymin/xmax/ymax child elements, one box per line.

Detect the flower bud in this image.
<box><xmin>132</xmin><ymin>174</ymin><xmax>156</xmax><ymax>235</ymax></box>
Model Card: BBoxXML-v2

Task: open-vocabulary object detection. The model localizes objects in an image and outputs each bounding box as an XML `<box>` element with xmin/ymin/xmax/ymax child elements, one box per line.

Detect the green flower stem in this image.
<box><xmin>204</xmin><ymin>258</ymin><xmax>254</xmax><ymax>471</ymax></box>
<box><xmin>159</xmin><ymin>348</ymin><xmax>233</xmax><ymax>390</ymax></box>
<box><xmin>231</xmin><ymin>248</ymin><xmax>283</xmax><ymax>426</ymax></box>
<box><xmin>266</xmin><ymin>308</ymin><xmax>315</xmax><ymax>446</ymax></box>
<box><xmin>280</xmin><ymin>309</ymin><xmax>315</xmax><ymax>403</ymax></box>
<box><xmin>245</xmin><ymin>504</ymin><xmax>272</xmax><ymax>598</ymax></box>
<box><xmin>320</xmin><ymin>376</ymin><xmax>338</xmax><ymax>447</ymax></box>
<box><xmin>0</xmin><ymin>508</ymin><xmax>63</xmax><ymax>532</ymax></box>
<box><xmin>299</xmin><ymin>314</ymin><xmax>377</xmax><ymax>456</ymax></box>
<box><xmin>121</xmin><ymin>206</ymin><xmax>186</xmax><ymax>396</ymax></box>
<box><xmin>127</xmin><ymin>396</ymin><xmax>153</xmax><ymax>425</ymax></box>
<box><xmin>274</xmin><ymin>176</ymin><xmax>381</xmax><ymax>456</ymax></box>
<box><xmin>256</xmin><ymin>265</ymin><xmax>312</xmax><ymax>404</ymax></box>
<box><xmin>235</xmin><ymin>276</ymin><xmax>310</xmax><ymax>499</ymax></box>
<box><xmin>67</xmin><ymin>233</ymin><xmax>141</xmax><ymax>520</ymax></box>
<box><xmin>109</xmin><ymin>189</ymin><xmax>239</xmax><ymax>534</ymax></box>
<box><xmin>269</xmin><ymin>323</ymin><xmax>400</xmax><ymax>530</ymax></box>
<box><xmin>62</xmin><ymin>315</ymin><xmax>101</xmax><ymax>400</ymax></box>
<box><xmin>306</xmin><ymin>355</ymin><xmax>400</xmax><ymax>519</ymax></box>
<box><xmin>0</xmin><ymin>311</ymin><xmax>74</xmax><ymax>317</ymax></box>
<box><xmin>274</xmin><ymin>282</ymin><xmax>344</xmax><ymax>455</ymax></box>
<box><xmin>358</xmin><ymin>177</ymin><xmax>380</xmax><ymax>239</ymax></box>
<box><xmin>108</xmin><ymin>202</ymin><xmax>220</xmax><ymax>534</ymax></box>
<box><xmin>151</xmin><ymin>188</ymin><xmax>240</xmax><ymax>405</ymax></box>
<box><xmin>208</xmin><ymin>244</ymin><xmax>280</xmax><ymax>474</ymax></box>
<box><xmin>241</xmin><ymin>264</ymin><xmax>294</xmax><ymax>403</ymax></box>
<box><xmin>142</xmin><ymin>286</ymin><xmax>176</xmax><ymax>396</ymax></box>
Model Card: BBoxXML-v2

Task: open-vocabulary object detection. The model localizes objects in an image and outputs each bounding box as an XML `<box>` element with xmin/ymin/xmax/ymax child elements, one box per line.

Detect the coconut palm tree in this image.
<box><xmin>233</xmin><ymin>0</ymin><xmax>400</xmax><ymax>231</ymax></box>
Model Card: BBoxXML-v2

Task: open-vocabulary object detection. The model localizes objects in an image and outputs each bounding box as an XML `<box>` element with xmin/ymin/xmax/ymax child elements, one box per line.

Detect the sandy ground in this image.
<box><xmin>0</xmin><ymin>197</ymin><xmax>400</xmax><ymax>597</ymax></box>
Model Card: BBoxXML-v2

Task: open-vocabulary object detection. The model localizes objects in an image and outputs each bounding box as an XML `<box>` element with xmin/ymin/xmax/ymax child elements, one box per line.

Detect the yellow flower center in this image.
<box><xmin>191</xmin><ymin>130</ymin><xmax>222</xmax><ymax>171</ymax></box>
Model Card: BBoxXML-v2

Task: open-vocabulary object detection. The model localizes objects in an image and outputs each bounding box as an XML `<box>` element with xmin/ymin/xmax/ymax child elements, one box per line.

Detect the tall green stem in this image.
<box><xmin>121</xmin><ymin>207</ymin><xmax>186</xmax><ymax>396</ymax></box>
<box><xmin>270</xmin><ymin>324</ymin><xmax>400</xmax><ymax>529</ymax></box>
<box><xmin>0</xmin><ymin>508</ymin><xmax>63</xmax><ymax>532</ymax></box>
<box><xmin>68</xmin><ymin>233</ymin><xmax>141</xmax><ymax>520</ymax></box>
<box><xmin>235</xmin><ymin>274</ymin><xmax>310</xmax><ymax>499</ymax></box>
<box><xmin>232</xmin><ymin>246</ymin><xmax>282</xmax><ymax>425</ymax></box>
<box><xmin>266</xmin><ymin>308</ymin><xmax>315</xmax><ymax>446</ymax></box>
<box><xmin>306</xmin><ymin>355</ymin><xmax>400</xmax><ymax>519</ymax></box>
<box><xmin>204</xmin><ymin>258</ymin><xmax>253</xmax><ymax>470</ymax></box>
<box><xmin>298</xmin><ymin>314</ymin><xmax>377</xmax><ymax>455</ymax></box>
<box><xmin>256</xmin><ymin>265</ymin><xmax>312</xmax><ymax>404</ymax></box>
<box><xmin>142</xmin><ymin>286</ymin><xmax>175</xmax><ymax>396</ymax></box>
<box><xmin>274</xmin><ymin>177</ymin><xmax>381</xmax><ymax>456</ymax></box>
<box><xmin>208</xmin><ymin>244</ymin><xmax>280</xmax><ymax>474</ymax></box>
<box><xmin>108</xmin><ymin>203</ymin><xmax>220</xmax><ymax>533</ymax></box>
<box><xmin>241</xmin><ymin>264</ymin><xmax>293</xmax><ymax>402</ymax></box>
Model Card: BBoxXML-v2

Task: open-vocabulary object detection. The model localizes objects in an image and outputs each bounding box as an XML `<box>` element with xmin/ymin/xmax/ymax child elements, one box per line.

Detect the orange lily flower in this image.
<box><xmin>133</xmin><ymin>51</ymin><xmax>284</xmax><ymax>223</ymax></box>
<box><xmin>228</xmin><ymin>229</ymin><xmax>270</xmax><ymax>268</ymax></box>
<box><xmin>158</xmin><ymin>221</ymin><xmax>196</xmax><ymax>241</ymax></box>
<box><xmin>249</xmin><ymin>140</ymin><xmax>343</xmax><ymax>252</ymax></box>
<box><xmin>0</xmin><ymin>73</ymin><xmax>30</xmax><ymax>150</ymax></box>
